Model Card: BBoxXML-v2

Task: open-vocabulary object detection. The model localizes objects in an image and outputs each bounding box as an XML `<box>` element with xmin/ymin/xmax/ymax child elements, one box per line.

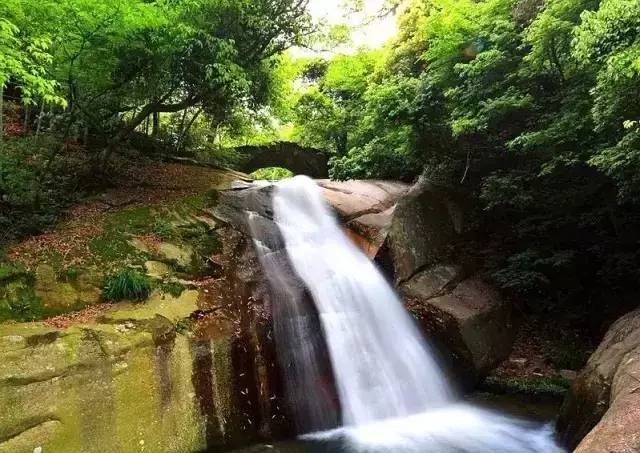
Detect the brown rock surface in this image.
<box><xmin>558</xmin><ymin>308</ymin><xmax>640</xmax><ymax>452</ymax></box>
<box><xmin>402</xmin><ymin>268</ymin><xmax>515</xmax><ymax>387</ymax></box>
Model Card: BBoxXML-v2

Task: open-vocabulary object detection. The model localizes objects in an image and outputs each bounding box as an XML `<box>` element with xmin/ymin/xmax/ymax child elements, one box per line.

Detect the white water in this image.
<box><xmin>267</xmin><ymin>176</ymin><xmax>564</xmax><ymax>452</ymax></box>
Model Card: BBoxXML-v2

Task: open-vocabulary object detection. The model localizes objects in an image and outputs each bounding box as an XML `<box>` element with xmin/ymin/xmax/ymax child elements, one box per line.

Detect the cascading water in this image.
<box><xmin>253</xmin><ymin>176</ymin><xmax>565</xmax><ymax>452</ymax></box>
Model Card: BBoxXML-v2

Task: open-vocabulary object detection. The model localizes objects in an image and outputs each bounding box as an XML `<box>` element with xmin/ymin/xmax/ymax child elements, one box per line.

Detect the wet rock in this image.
<box><xmin>213</xmin><ymin>184</ymin><xmax>275</xmax><ymax>237</ymax></box>
<box><xmin>212</xmin><ymin>181</ymin><xmax>340</xmax><ymax>434</ymax></box>
<box><xmin>558</xmin><ymin>308</ymin><xmax>640</xmax><ymax>452</ymax></box>
<box><xmin>215</xmin><ymin>179</ymin><xmax>408</xmax><ymax>260</ymax></box>
<box><xmin>402</xmin><ymin>272</ymin><xmax>515</xmax><ymax>387</ymax></box>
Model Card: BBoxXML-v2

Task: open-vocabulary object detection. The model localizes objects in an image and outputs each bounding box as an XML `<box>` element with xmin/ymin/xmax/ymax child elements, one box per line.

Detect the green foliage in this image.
<box><xmin>284</xmin><ymin>0</ymin><xmax>640</xmax><ymax>316</ymax></box>
<box><xmin>1</xmin><ymin>0</ymin><xmax>311</xmax><ymax>160</ymax></box>
<box><xmin>545</xmin><ymin>341</ymin><xmax>590</xmax><ymax>370</ymax></box>
<box><xmin>0</xmin><ymin>136</ymin><xmax>87</xmax><ymax>243</ymax></box>
<box><xmin>483</xmin><ymin>375</ymin><xmax>571</xmax><ymax>397</ymax></box>
<box><xmin>250</xmin><ymin>167</ymin><xmax>294</xmax><ymax>181</ymax></box>
<box><xmin>152</xmin><ymin>218</ymin><xmax>175</xmax><ymax>240</ymax></box>
<box><xmin>0</xmin><ymin>286</ymin><xmax>43</xmax><ymax>322</ymax></box>
<box><xmin>175</xmin><ymin>317</ymin><xmax>194</xmax><ymax>334</ymax></box>
<box><xmin>159</xmin><ymin>281</ymin><xmax>187</xmax><ymax>298</ymax></box>
<box><xmin>102</xmin><ymin>267</ymin><xmax>152</xmax><ymax>302</ymax></box>
<box><xmin>0</xmin><ymin>10</ymin><xmax>64</xmax><ymax>105</ymax></box>
<box><xmin>89</xmin><ymin>206</ymin><xmax>154</xmax><ymax>264</ymax></box>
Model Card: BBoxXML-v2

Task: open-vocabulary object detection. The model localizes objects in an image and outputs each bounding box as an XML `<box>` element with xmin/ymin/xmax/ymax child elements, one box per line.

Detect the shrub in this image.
<box><xmin>0</xmin><ymin>136</ymin><xmax>88</xmax><ymax>244</ymax></box>
<box><xmin>482</xmin><ymin>375</ymin><xmax>571</xmax><ymax>398</ymax></box>
<box><xmin>250</xmin><ymin>167</ymin><xmax>293</xmax><ymax>181</ymax></box>
<box><xmin>545</xmin><ymin>342</ymin><xmax>590</xmax><ymax>371</ymax></box>
<box><xmin>102</xmin><ymin>268</ymin><xmax>152</xmax><ymax>302</ymax></box>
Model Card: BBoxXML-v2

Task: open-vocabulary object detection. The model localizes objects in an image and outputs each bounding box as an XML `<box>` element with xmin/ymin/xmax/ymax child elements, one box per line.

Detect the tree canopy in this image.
<box><xmin>284</xmin><ymin>0</ymin><xmax>640</xmax><ymax>314</ymax></box>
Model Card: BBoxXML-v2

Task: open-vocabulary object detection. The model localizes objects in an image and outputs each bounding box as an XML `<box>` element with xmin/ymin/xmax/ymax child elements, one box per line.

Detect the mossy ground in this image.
<box><xmin>480</xmin><ymin>375</ymin><xmax>571</xmax><ymax>398</ymax></box>
<box><xmin>0</xmin><ymin>163</ymin><xmax>233</xmax><ymax>323</ymax></box>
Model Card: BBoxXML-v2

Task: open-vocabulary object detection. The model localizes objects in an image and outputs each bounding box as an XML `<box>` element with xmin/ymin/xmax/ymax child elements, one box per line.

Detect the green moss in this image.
<box><xmin>159</xmin><ymin>281</ymin><xmax>187</xmax><ymax>298</ymax></box>
<box><xmin>0</xmin><ymin>262</ymin><xmax>29</xmax><ymax>283</ymax></box>
<box><xmin>152</xmin><ymin>218</ymin><xmax>175</xmax><ymax>240</ymax></box>
<box><xmin>0</xmin><ymin>281</ymin><xmax>43</xmax><ymax>322</ymax></box>
<box><xmin>482</xmin><ymin>375</ymin><xmax>571</xmax><ymax>398</ymax></box>
<box><xmin>0</xmin><ymin>264</ymin><xmax>42</xmax><ymax>322</ymax></box>
<box><xmin>175</xmin><ymin>317</ymin><xmax>194</xmax><ymax>334</ymax></box>
<box><xmin>54</xmin><ymin>264</ymin><xmax>81</xmax><ymax>283</ymax></box>
<box><xmin>175</xmin><ymin>190</ymin><xmax>218</xmax><ymax>211</ymax></box>
<box><xmin>108</xmin><ymin>207</ymin><xmax>154</xmax><ymax>234</ymax></box>
<box><xmin>88</xmin><ymin>207</ymin><xmax>159</xmax><ymax>265</ymax></box>
<box><xmin>102</xmin><ymin>268</ymin><xmax>152</xmax><ymax>302</ymax></box>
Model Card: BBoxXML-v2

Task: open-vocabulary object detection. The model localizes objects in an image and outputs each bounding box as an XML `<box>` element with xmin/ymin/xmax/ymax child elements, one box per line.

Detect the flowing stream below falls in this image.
<box><xmin>246</xmin><ymin>176</ymin><xmax>565</xmax><ymax>453</ymax></box>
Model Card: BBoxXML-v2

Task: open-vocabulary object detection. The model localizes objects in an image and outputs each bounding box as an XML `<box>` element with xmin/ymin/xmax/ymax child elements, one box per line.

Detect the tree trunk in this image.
<box><xmin>35</xmin><ymin>101</ymin><xmax>45</xmax><ymax>139</ymax></box>
<box><xmin>152</xmin><ymin>112</ymin><xmax>160</xmax><ymax>137</ymax></box>
<box><xmin>23</xmin><ymin>104</ymin><xmax>30</xmax><ymax>134</ymax></box>
<box><xmin>176</xmin><ymin>109</ymin><xmax>202</xmax><ymax>154</ymax></box>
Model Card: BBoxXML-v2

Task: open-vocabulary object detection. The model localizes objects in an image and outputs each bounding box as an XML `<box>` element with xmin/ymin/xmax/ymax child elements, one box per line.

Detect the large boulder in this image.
<box><xmin>383</xmin><ymin>174</ymin><xmax>467</xmax><ymax>284</ymax></box>
<box><xmin>318</xmin><ymin>180</ymin><xmax>409</xmax><ymax>258</ymax></box>
<box><xmin>557</xmin><ymin>308</ymin><xmax>640</xmax><ymax>452</ymax></box>
<box><xmin>383</xmin><ymin>175</ymin><xmax>515</xmax><ymax>386</ymax></box>
<box><xmin>401</xmin><ymin>266</ymin><xmax>516</xmax><ymax>387</ymax></box>
<box><xmin>0</xmin><ymin>301</ymin><xmax>220</xmax><ymax>453</ymax></box>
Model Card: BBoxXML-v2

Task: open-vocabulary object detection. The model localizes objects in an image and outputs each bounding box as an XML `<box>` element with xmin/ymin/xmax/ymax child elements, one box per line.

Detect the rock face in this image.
<box><xmin>558</xmin><ymin>308</ymin><xmax>640</xmax><ymax>452</ymax></box>
<box><xmin>384</xmin><ymin>175</ymin><xmax>515</xmax><ymax>386</ymax></box>
<box><xmin>401</xmin><ymin>268</ymin><xmax>515</xmax><ymax>387</ymax></box>
<box><xmin>235</xmin><ymin>142</ymin><xmax>329</xmax><ymax>178</ymax></box>
<box><xmin>384</xmin><ymin>175</ymin><xmax>466</xmax><ymax>284</ymax></box>
<box><xmin>0</xmin><ymin>217</ymin><xmax>288</xmax><ymax>453</ymax></box>
<box><xmin>213</xmin><ymin>182</ymin><xmax>340</xmax><ymax>434</ymax></box>
<box><xmin>214</xmin><ymin>178</ymin><xmax>409</xmax><ymax>259</ymax></box>
<box><xmin>1</xmin><ymin>294</ymin><xmax>207</xmax><ymax>453</ymax></box>
<box><xmin>318</xmin><ymin>180</ymin><xmax>409</xmax><ymax>258</ymax></box>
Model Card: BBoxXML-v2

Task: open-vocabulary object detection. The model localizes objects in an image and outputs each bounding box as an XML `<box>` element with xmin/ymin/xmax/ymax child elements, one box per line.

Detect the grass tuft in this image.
<box><xmin>102</xmin><ymin>268</ymin><xmax>152</xmax><ymax>302</ymax></box>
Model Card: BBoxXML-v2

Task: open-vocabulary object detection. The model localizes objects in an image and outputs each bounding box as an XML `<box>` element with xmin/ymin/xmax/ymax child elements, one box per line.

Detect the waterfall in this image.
<box><xmin>254</xmin><ymin>176</ymin><xmax>564</xmax><ymax>452</ymax></box>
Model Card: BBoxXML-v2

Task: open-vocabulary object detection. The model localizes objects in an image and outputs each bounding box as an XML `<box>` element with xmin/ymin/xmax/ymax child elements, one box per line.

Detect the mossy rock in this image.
<box><xmin>144</xmin><ymin>261</ymin><xmax>173</xmax><ymax>279</ymax></box>
<box><xmin>0</xmin><ymin>270</ymin><xmax>43</xmax><ymax>322</ymax></box>
<box><xmin>0</xmin><ymin>306</ymin><xmax>249</xmax><ymax>453</ymax></box>
<box><xmin>34</xmin><ymin>265</ymin><xmax>101</xmax><ymax>316</ymax></box>
<box><xmin>100</xmin><ymin>289</ymin><xmax>199</xmax><ymax>325</ymax></box>
<box><xmin>156</xmin><ymin>243</ymin><xmax>195</xmax><ymax>270</ymax></box>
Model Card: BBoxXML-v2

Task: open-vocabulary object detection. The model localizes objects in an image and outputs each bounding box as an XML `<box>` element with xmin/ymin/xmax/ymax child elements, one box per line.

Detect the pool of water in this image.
<box><xmin>230</xmin><ymin>393</ymin><xmax>564</xmax><ymax>453</ymax></box>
